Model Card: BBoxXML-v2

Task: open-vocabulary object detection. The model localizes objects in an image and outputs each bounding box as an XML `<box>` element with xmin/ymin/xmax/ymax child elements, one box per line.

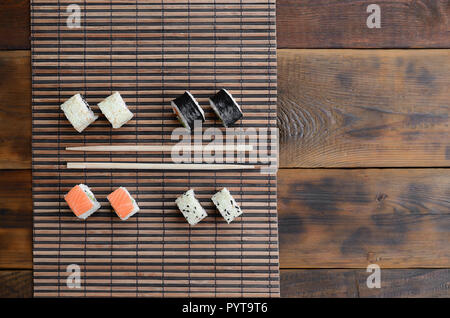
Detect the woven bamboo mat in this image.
<box><xmin>32</xmin><ymin>0</ymin><xmax>278</xmax><ymax>297</ymax></box>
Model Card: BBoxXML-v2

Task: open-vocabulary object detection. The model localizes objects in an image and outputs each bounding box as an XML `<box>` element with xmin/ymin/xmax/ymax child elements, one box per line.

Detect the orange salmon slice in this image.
<box><xmin>64</xmin><ymin>185</ymin><xmax>93</xmax><ymax>217</ymax></box>
<box><xmin>107</xmin><ymin>187</ymin><xmax>133</xmax><ymax>219</ymax></box>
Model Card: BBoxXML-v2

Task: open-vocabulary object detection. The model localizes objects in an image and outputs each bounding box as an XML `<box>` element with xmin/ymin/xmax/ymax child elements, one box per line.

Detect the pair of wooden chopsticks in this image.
<box><xmin>66</xmin><ymin>145</ymin><xmax>255</xmax><ymax>170</ymax></box>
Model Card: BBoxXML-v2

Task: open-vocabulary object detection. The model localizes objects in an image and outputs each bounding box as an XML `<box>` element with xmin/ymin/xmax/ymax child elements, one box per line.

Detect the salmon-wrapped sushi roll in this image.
<box><xmin>64</xmin><ymin>184</ymin><xmax>101</xmax><ymax>219</ymax></box>
<box><xmin>107</xmin><ymin>187</ymin><xmax>140</xmax><ymax>221</ymax></box>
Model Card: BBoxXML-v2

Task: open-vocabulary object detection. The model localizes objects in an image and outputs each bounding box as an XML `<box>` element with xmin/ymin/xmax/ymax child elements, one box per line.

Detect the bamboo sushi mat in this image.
<box><xmin>31</xmin><ymin>0</ymin><xmax>278</xmax><ymax>297</ymax></box>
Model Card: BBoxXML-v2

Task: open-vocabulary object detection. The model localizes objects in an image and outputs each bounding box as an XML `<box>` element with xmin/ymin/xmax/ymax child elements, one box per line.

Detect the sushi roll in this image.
<box><xmin>175</xmin><ymin>189</ymin><xmax>207</xmax><ymax>226</ymax></box>
<box><xmin>64</xmin><ymin>184</ymin><xmax>101</xmax><ymax>220</ymax></box>
<box><xmin>171</xmin><ymin>91</ymin><xmax>205</xmax><ymax>130</ymax></box>
<box><xmin>209</xmin><ymin>89</ymin><xmax>243</xmax><ymax>127</ymax></box>
<box><xmin>107</xmin><ymin>187</ymin><xmax>140</xmax><ymax>221</ymax></box>
<box><xmin>98</xmin><ymin>92</ymin><xmax>134</xmax><ymax>128</ymax></box>
<box><xmin>60</xmin><ymin>94</ymin><xmax>98</xmax><ymax>133</ymax></box>
<box><xmin>211</xmin><ymin>188</ymin><xmax>243</xmax><ymax>224</ymax></box>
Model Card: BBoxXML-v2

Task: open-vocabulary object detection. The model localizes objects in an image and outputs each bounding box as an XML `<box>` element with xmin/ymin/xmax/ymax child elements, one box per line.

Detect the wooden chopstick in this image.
<box><xmin>66</xmin><ymin>145</ymin><xmax>253</xmax><ymax>152</ymax></box>
<box><xmin>67</xmin><ymin>162</ymin><xmax>255</xmax><ymax>170</ymax></box>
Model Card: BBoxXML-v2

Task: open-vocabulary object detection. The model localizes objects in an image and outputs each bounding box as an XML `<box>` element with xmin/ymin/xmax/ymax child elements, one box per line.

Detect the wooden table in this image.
<box><xmin>0</xmin><ymin>0</ymin><xmax>448</xmax><ymax>297</ymax></box>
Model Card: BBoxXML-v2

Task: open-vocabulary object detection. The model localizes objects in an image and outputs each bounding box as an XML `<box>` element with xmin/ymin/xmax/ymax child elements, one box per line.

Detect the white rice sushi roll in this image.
<box><xmin>60</xmin><ymin>94</ymin><xmax>98</xmax><ymax>133</ymax></box>
<box><xmin>171</xmin><ymin>91</ymin><xmax>205</xmax><ymax>130</ymax></box>
<box><xmin>209</xmin><ymin>89</ymin><xmax>243</xmax><ymax>127</ymax></box>
<box><xmin>175</xmin><ymin>189</ymin><xmax>207</xmax><ymax>226</ymax></box>
<box><xmin>64</xmin><ymin>184</ymin><xmax>101</xmax><ymax>220</ymax></box>
<box><xmin>211</xmin><ymin>188</ymin><xmax>243</xmax><ymax>224</ymax></box>
<box><xmin>98</xmin><ymin>91</ymin><xmax>134</xmax><ymax>128</ymax></box>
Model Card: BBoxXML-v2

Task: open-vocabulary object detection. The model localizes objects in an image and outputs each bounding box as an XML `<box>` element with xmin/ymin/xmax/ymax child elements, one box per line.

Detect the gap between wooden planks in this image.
<box><xmin>1</xmin><ymin>169</ymin><xmax>448</xmax><ymax>269</ymax></box>
<box><xmin>1</xmin><ymin>49</ymin><xmax>449</xmax><ymax>169</ymax></box>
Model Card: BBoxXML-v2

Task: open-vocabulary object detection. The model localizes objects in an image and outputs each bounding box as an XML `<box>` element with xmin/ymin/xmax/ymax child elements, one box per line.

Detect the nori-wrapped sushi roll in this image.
<box><xmin>171</xmin><ymin>91</ymin><xmax>205</xmax><ymax>130</ymax></box>
<box><xmin>209</xmin><ymin>89</ymin><xmax>243</xmax><ymax>127</ymax></box>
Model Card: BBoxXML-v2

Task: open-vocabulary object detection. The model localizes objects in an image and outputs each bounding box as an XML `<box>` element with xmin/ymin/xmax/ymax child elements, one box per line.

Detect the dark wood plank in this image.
<box><xmin>281</xmin><ymin>269</ymin><xmax>450</xmax><ymax>297</ymax></box>
<box><xmin>0</xmin><ymin>170</ymin><xmax>31</xmax><ymax>228</ymax></box>
<box><xmin>277</xmin><ymin>0</ymin><xmax>450</xmax><ymax>48</ymax></box>
<box><xmin>0</xmin><ymin>51</ymin><xmax>31</xmax><ymax>169</ymax></box>
<box><xmin>1</xmin><ymin>168</ymin><xmax>449</xmax><ymax>269</ymax></box>
<box><xmin>0</xmin><ymin>0</ymin><xmax>30</xmax><ymax>50</ymax></box>
<box><xmin>279</xmin><ymin>169</ymin><xmax>450</xmax><ymax>268</ymax></box>
<box><xmin>278</xmin><ymin>49</ymin><xmax>450</xmax><ymax>167</ymax></box>
<box><xmin>0</xmin><ymin>271</ymin><xmax>32</xmax><ymax>297</ymax></box>
<box><xmin>0</xmin><ymin>170</ymin><xmax>32</xmax><ymax>269</ymax></box>
<box><xmin>0</xmin><ymin>228</ymin><xmax>31</xmax><ymax>269</ymax></box>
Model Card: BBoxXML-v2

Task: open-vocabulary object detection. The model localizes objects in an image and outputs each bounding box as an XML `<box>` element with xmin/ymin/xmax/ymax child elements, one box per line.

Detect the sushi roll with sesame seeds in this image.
<box><xmin>211</xmin><ymin>188</ymin><xmax>243</xmax><ymax>224</ymax></box>
<box><xmin>171</xmin><ymin>91</ymin><xmax>205</xmax><ymax>130</ymax></box>
<box><xmin>60</xmin><ymin>94</ymin><xmax>98</xmax><ymax>133</ymax></box>
<box><xmin>175</xmin><ymin>189</ymin><xmax>207</xmax><ymax>226</ymax></box>
<box><xmin>208</xmin><ymin>89</ymin><xmax>243</xmax><ymax>127</ymax></box>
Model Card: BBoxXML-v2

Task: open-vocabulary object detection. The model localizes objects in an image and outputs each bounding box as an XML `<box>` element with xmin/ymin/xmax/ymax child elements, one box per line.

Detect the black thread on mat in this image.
<box><xmin>161</xmin><ymin>0</ymin><xmax>166</xmax><ymax>298</ymax></box>
<box><xmin>267</xmin><ymin>0</ymin><xmax>272</xmax><ymax>297</ymax></box>
<box><xmin>187</xmin><ymin>0</ymin><xmax>191</xmax><ymax>297</ymax></box>
<box><xmin>57</xmin><ymin>0</ymin><xmax>61</xmax><ymax>297</ymax></box>
<box><xmin>135</xmin><ymin>0</ymin><xmax>139</xmax><ymax>297</ymax></box>
<box><xmin>239</xmin><ymin>0</ymin><xmax>244</xmax><ymax>297</ymax></box>
<box><xmin>109</xmin><ymin>0</ymin><xmax>113</xmax><ymax>297</ymax></box>
<box><xmin>83</xmin><ymin>0</ymin><xmax>88</xmax><ymax>298</ymax></box>
<box><xmin>213</xmin><ymin>0</ymin><xmax>217</xmax><ymax>298</ymax></box>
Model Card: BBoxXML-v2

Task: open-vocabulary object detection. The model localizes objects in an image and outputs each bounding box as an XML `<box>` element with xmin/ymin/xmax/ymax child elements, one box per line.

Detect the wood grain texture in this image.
<box><xmin>0</xmin><ymin>271</ymin><xmax>32</xmax><ymax>297</ymax></box>
<box><xmin>1</xmin><ymin>168</ymin><xmax>449</xmax><ymax>270</ymax></box>
<box><xmin>0</xmin><ymin>51</ymin><xmax>31</xmax><ymax>169</ymax></box>
<box><xmin>279</xmin><ymin>169</ymin><xmax>450</xmax><ymax>268</ymax></box>
<box><xmin>0</xmin><ymin>170</ymin><xmax>32</xmax><ymax>228</ymax></box>
<box><xmin>0</xmin><ymin>0</ymin><xmax>30</xmax><ymax>50</ymax></box>
<box><xmin>281</xmin><ymin>269</ymin><xmax>450</xmax><ymax>297</ymax></box>
<box><xmin>277</xmin><ymin>0</ymin><xmax>450</xmax><ymax>48</ymax></box>
<box><xmin>0</xmin><ymin>229</ymin><xmax>31</xmax><ymax>269</ymax></box>
<box><xmin>0</xmin><ymin>170</ymin><xmax>32</xmax><ymax>269</ymax></box>
<box><xmin>278</xmin><ymin>49</ymin><xmax>450</xmax><ymax>168</ymax></box>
